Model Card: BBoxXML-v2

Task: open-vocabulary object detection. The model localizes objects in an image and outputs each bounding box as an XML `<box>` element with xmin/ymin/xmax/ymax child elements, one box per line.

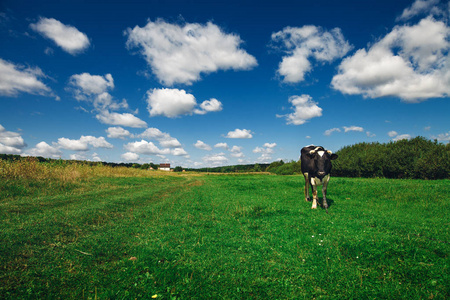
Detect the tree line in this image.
<box><xmin>1</xmin><ymin>136</ymin><xmax>448</xmax><ymax>179</ymax></box>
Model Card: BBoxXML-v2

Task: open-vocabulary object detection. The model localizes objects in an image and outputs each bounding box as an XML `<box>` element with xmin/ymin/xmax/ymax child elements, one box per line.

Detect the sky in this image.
<box><xmin>1</xmin><ymin>0</ymin><xmax>449</xmax><ymax>168</ymax></box>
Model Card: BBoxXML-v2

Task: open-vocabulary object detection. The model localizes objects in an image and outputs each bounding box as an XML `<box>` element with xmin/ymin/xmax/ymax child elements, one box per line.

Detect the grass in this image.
<box><xmin>1</xmin><ymin>160</ymin><xmax>449</xmax><ymax>299</ymax></box>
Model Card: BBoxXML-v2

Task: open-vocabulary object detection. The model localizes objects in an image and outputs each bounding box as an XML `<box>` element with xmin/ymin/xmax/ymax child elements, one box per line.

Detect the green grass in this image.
<box><xmin>1</xmin><ymin>174</ymin><xmax>449</xmax><ymax>299</ymax></box>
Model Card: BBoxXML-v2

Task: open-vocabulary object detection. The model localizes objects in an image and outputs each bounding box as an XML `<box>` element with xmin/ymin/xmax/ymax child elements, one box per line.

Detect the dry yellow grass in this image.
<box><xmin>0</xmin><ymin>157</ymin><xmax>184</xmax><ymax>183</ymax></box>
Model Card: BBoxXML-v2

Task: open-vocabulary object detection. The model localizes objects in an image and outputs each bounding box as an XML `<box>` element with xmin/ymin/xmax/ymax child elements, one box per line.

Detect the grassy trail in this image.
<box><xmin>1</xmin><ymin>174</ymin><xmax>449</xmax><ymax>299</ymax></box>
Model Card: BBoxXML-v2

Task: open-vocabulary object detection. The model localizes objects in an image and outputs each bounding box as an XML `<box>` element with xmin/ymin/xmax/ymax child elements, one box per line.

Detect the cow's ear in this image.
<box><xmin>330</xmin><ymin>153</ymin><xmax>338</xmax><ymax>160</ymax></box>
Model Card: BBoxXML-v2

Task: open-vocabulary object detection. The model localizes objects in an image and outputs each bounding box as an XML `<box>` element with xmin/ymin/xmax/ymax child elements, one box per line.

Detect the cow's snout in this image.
<box><xmin>318</xmin><ymin>171</ymin><xmax>326</xmax><ymax>176</ymax></box>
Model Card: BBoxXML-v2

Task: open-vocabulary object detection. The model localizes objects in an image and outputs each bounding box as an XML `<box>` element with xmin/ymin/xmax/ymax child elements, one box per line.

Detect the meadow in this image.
<box><xmin>1</xmin><ymin>159</ymin><xmax>449</xmax><ymax>299</ymax></box>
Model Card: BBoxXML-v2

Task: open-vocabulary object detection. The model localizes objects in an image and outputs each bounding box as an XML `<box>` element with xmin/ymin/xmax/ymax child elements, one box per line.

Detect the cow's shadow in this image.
<box><xmin>318</xmin><ymin>197</ymin><xmax>334</xmax><ymax>210</ymax></box>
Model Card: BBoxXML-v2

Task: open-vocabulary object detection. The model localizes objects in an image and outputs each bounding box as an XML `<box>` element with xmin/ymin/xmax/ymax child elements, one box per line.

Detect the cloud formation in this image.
<box><xmin>146</xmin><ymin>88</ymin><xmax>223</xmax><ymax>118</ymax></box>
<box><xmin>30</xmin><ymin>17</ymin><xmax>90</xmax><ymax>55</ymax></box>
<box><xmin>194</xmin><ymin>140</ymin><xmax>212</xmax><ymax>151</ymax></box>
<box><xmin>125</xmin><ymin>19</ymin><xmax>257</xmax><ymax>85</ymax></box>
<box><xmin>0</xmin><ymin>125</ymin><xmax>27</xmax><ymax>154</ymax></box>
<box><xmin>271</xmin><ymin>25</ymin><xmax>352</xmax><ymax>83</ymax></box>
<box><xmin>332</xmin><ymin>17</ymin><xmax>450</xmax><ymax>102</ymax></box>
<box><xmin>225</xmin><ymin>129</ymin><xmax>253</xmax><ymax>139</ymax></box>
<box><xmin>69</xmin><ymin>72</ymin><xmax>147</xmax><ymax>127</ymax></box>
<box><xmin>278</xmin><ymin>95</ymin><xmax>322</xmax><ymax>125</ymax></box>
<box><xmin>0</xmin><ymin>59</ymin><xmax>56</xmax><ymax>99</ymax></box>
<box><xmin>57</xmin><ymin>135</ymin><xmax>113</xmax><ymax>151</ymax></box>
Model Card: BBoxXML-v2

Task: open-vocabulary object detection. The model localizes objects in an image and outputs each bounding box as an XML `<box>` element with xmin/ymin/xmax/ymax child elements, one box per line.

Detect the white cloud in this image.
<box><xmin>253</xmin><ymin>143</ymin><xmax>277</xmax><ymax>162</ymax></box>
<box><xmin>106</xmin><ymin>127</ymin><xmax>131</xmax><ymax>139</ymax></box>
<box><xmin>225</xmin><ymin>129</ymin><xmax>253</xmax><ymax>139</ymax></box>
<box><xmin>393</xmin><ymin>134</ymin><xmax>412</xmax><ymax>141</ymax></box>
<box><xmin>194</xmin><ymin>98</ymin><xmax>223</xmax><ymax>115</ymax></box>
<box><xmin>57</xmin><ymin>135</ymin><xmax>113</xmax><ymax>151</ymax></box>
<box><xmin>263</xmin><ymin>143</ymin><xmax>277</xmax><ymax>148</ymax></box>
<box><xmin>0</xmin><ymin>59</ymin><xmax>56</xmax><ymax>99</ymax></box>
<box><xmin>69</xmin><ymin>73</ymin><xmax>114</xmax><ymax>97</ymax></box>
<box><xmin>125</xmin><ymin>19</ymin><xmax>257</xmax><ymax>85</ymax></box>
<box><xmin>397</xmin><ymin>0</ymin><xmax>441</xmax><ymax>21</ymax></box>
<box><xmin>146</xmin><ymin>88</ymin><xmax>196</xmax><ymax>118</ymax></box>
<box><xmin>121</xmin><ymin>152</ymin><xmax>140</xmax><ymax>162</ymax></box>
<box><xmin>271</xmin><ymin>25</ymin><xmax>352</xmax><ymax>83</ymax></box>
<box><xmin>194</xmin><ymin>140</ymin><xmax>212</xmax><ymax>151</ymax></box>
<box><xmin>124</xmin><ymin>140</ymin><xmax>170</xmax><ymax>156</ymax></box>
<box><xmin>343</xmin><ymin>126</ymin><xmax>364</xmax><ymax>133</ymax></box>
<box><xmin>138</xmin><ymin>128</ymin><xmax>182</xmax><ymax>148</ymax></box>
<box><xmin>96</xmin><ymin>111</ymin><xmax>147</xmax><ymax>128</ymax></box>
<box><xmin>171</xmin><ymin>148</ymin><xmax>189</xmax><ymax>157</ymax></box>
<box><xmin>324</xmin><ymin>128</ymin><xmax>341</xmax><ymax>136</ymax></box>
<box><xmin>230</xmin><ymin>145</ymin><xmax>244</xmax><ymax>158</ymax></box>
<box><xmin>30</xmin><ymin>17</ymin><xmax>90</xmax><ymax>55</ymax></box>
<box><xmin>214</xmin><ymin>142</ymin><xmax>229</xmax><ymax>150</ymax></box>
<box><xmin>146</xmin><ymin>88</ymin><xmax>222</xmax><ymax>118</ymax></box>
<box><xmin>332</xmin><ymin>17</ymin><xmax>450</xmax><ymax>102</ymax></box>
<box><xmin>203</xmin><ymin>153</ymin><xmax>228</xmax><ymax>166</ymax></box>
<box><xmin>278</xmin><ymin>95</ymin><xmax>322</xmax><ymax>125</ymax></box>
<box><xmin>388</xmin><ymin>131</ymin><xmax>399</xmax><ymax>137</ymax></box>
<box><xmin>0</xmin><ymin>124</ymin><xmax>27</xmax><ymax>150</ymax></box>
<box><xmin>25</xmin><ymin>141</ymin><xmax>62</xmax><ymax>158</ymax></box>
<box><xmin>433</xmin><ymin>131</ymin><xmax>450</xmax><ymax>142</ymax></box>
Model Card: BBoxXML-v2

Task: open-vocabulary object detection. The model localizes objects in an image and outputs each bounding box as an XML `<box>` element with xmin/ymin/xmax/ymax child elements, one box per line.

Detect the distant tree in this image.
<box><xmin>174</xmin><ymin>166</ymin><xmax>183</xmax><ymax>172</ymax></box>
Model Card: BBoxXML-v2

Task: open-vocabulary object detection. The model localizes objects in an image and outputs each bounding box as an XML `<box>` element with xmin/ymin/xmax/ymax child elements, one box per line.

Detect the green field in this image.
<box><xmin>1</xmin><ymin>169</ymin><xmax>449</xmax><ymax>299</ymax></box>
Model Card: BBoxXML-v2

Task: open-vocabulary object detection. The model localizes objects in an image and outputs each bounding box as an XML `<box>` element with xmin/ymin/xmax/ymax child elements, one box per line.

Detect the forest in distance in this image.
<box><xmin>1</xmin><ymin>136</ymin><xmax>449</xmax><ymax>180</ymax></box>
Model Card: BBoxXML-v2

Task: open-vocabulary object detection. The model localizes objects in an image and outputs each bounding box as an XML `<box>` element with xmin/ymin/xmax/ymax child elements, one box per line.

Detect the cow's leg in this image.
<box><xmin>303</xmin><ymin>173</ymin><xmax>310</xmax><ymax>202</ymax></box>
<box><xmin>311</xmin><ymin>185</ymin><xmax>318</xmax><ymax>209</ymax></box>
<box><xmin>322</xmin><ymin>175</ymin><xmax>330</xmax><ymax>211</ymax></box>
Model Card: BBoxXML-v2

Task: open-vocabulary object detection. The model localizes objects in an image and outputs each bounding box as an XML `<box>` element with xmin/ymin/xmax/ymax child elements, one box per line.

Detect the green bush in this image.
<box><xmin>333</xmin><ymin>137</ymin><xmax>449</xmax><ymax>179</ymax></box>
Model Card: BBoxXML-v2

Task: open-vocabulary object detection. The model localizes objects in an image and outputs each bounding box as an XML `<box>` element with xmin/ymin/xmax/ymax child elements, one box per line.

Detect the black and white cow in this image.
<box><xmin>300</xmin><ymin>145</ymin><xmax>338</xmax><ymax>212</ymax></box>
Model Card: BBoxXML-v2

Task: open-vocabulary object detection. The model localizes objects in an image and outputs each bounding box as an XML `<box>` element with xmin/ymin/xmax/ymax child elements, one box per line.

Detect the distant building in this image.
<box><xmin>160</xmin><ymin>163</ymin><xmax>171</xmax><ymax>171</ymax></box>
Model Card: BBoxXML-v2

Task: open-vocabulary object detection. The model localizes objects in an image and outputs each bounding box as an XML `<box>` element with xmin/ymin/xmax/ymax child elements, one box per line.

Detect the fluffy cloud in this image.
<box><xmin>96</xmin><ymin>111</ymin><xmax>147</xmax><ymax>128</ymax></box>
<box><xmin>194</xmin><ymin>98</ymin><xmax>223</xmax><ymax>115</ymax></box>
<box><xmin>388</xmin><ymin>131</ymin><xmax>399</xmax><ymax>137</ymax></box>
<box><xmin>124</xmin><ymin>140</ymin><xmax>187</xmax><ymax>157</ymax></box>
<box><xmin>146</xmin><ymin>88</ymin><xmax>223</xmax><ymax>118</ymax></box>
<box><xmin>124</xmin><ymin>140</ymin><xmax>170</xmax><ymax>156</ymax></box>
<box><xmin>30</xmin><ymin>17</ymin><xmax>90</xmax><ymax>55</ymax></box>
<box><xmin>25</xmin><ymin>141</ymin><xmax>62</xmax><ymax>158</ymax></box>
<box><xmin>69</xmin><ymin>73</ymin><xmax>114</xmax><ymax>99</ymax></box>
<box><xmin>137</xmin><ymin>128</ymin><xmax>182</xmax><ymax>148</ymax></box>
<box><xmin>69</xmin><ymin>73</ymin><xmax>146</xmax><ymax>127</ymax></box>
<box><xmin>203</xmin><ymin>153</ymin><xmax>228</xmax><ymax>166</ymax></box>
<box><xmin>125</xmin><ymin>19</ymin><xmax>257</xmax><ymax>85</ymax></box>
<box><xmin>121</xmin><ymin>152</ymin><xmax>140</xmax><ymax>162</ymax></box>
<box><xmin>106</xmin><ymin>127</ymin><xmax>132</xmax><ymax>139</ymax></box>
<box><xmin>57</xmin><ymin>136</ymin><xmax>113</xmax><ymax>151</ymax></box>
<box><xmin>230</xmin><ymin>145</ymin><xmax>244</xmax><ymax>158</ymax></box>
<box><xmin>194</xmin><ymin>140</ymin><xmax>212</xmax><ymax>151</ymax></box>
<box><xmin>214</xmin><ymin>142</ymin><xmax>229</xmax><ymax>150</ymax></box>
<box><xmin>271</xmin><ymin>25</ymin><xmax>352</xmax><ymax>83</ymax></box>
<box><xmin>253</xmin><ymin>143</ymin><xmax>277</xmax><ymax>162</ymax></box>
<box><xmin>332</xmin><ymin>17</ymin><xmax>450</xmax><ymax>102</ymax></box>
<box><xmin>393</xmin><ymin>134</ymin><xmax>412</xmax><ymax>141</ymax></box>
<box><xmin>0</xmin><ymin>125</ymin><xmax>27</xmax><ymax>151</ymax></box>
<box><xmin>225</xmin><ymin>129</ymin><xmax>253</xmax><ymax>139</ymax></box>
<box><xmin>146</xmin><ymin>88</ymin><xmax>196</xmax><ymax>118</ymax></box>
<box><xmin>0</xmin><ymin>59</ymin><xmax>56</xmax><ymax>98</ymax></box>
<box><xmin>278</xmin><ymin>95</ymin><xmax>322</xmax><ymax>125</ymax></box>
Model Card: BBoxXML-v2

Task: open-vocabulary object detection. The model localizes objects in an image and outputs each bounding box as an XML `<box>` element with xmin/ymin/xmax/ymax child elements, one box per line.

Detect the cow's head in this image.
<box><xmin>308</xmin><ymin>147</ymin><xmax>338</xmax><ymax>178</ymax></box>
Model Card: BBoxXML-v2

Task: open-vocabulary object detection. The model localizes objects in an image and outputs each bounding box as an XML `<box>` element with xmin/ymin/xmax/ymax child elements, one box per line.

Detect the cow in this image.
<box><xmin>300</xmin><ymin>145</ymin><xmax>338</xmax><ymax>212</ymax></box>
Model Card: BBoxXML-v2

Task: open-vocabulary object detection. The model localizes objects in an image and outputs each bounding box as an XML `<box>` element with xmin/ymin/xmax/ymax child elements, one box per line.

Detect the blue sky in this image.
<box><xmin>1</xmin><ymin>0</ymin><xmax>449</xmax><ymax>167</ymax></box>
